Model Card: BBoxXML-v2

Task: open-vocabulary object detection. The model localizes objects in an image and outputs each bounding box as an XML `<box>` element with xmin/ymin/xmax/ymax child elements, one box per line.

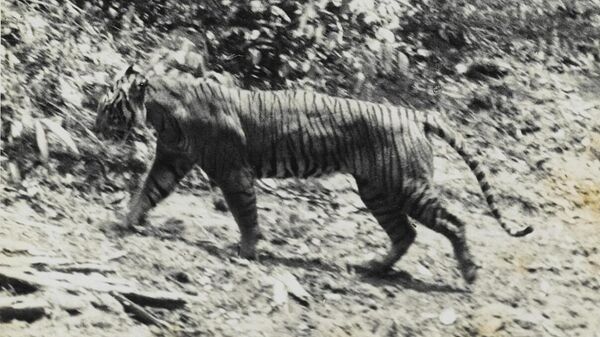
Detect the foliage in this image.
<box><xmin>1</xmin><ymin>0</ymin><xmax>599</xmax><ymax>200</ymax></box>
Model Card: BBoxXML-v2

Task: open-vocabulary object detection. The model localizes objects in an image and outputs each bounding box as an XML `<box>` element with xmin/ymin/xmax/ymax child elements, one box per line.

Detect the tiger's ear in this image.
<box><xmin>125</xmin><ymin>65</ymin><xmax>138</xmax><ymax>76</ymax></box>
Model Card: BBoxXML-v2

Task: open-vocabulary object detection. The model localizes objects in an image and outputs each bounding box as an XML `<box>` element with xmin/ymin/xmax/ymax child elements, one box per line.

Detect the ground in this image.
<box><xmin>1</xmin><ymin>64</ymin><xmax>599</xmax><ymax>337</ymax></box>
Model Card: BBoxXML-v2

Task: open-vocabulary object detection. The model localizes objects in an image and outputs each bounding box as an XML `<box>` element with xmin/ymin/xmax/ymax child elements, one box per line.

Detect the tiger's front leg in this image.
<box><xmin>217</xmin><ymin>167</ymin><xmax>260</xmax><ymax>259</ymax></box>
<box><xmin>123</xmin><ymin>144</ymin><xmax>195</xmax><ymax>230</ymax></box>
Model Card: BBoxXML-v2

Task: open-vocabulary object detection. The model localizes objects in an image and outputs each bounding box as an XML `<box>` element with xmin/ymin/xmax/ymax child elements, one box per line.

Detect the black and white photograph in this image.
<box><xmin>1</xmin><ymin>0</ymin><xmax>599</xmax><ymax>336</ymax></box>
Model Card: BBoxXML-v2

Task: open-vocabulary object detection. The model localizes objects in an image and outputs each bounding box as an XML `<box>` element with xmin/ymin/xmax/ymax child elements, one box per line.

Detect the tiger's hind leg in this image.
<box><xmin>216</xmin><ymin>167</ymin><xmax>260</xmax><ymax>260</ymax></box>
<box><xmin>123</xmin><ymin>144</ymin><xmax>195</xmax><ymax>231</ymax></box>
<box><xmin>404</xmin><ymin>184</ymin><xmax>477</xmax><ymax>283</ymax></box>
<box><xmin>356</xmin><ymin>180</ymin><xmax>417</xmax><ymax>274</ymax></box>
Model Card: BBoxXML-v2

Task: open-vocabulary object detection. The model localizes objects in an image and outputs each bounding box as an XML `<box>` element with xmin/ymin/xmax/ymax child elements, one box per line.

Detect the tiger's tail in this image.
<box><xmin>424</xmin><ymin>112</ymin><xmax>533</xmax><ymax>237</ymax></box>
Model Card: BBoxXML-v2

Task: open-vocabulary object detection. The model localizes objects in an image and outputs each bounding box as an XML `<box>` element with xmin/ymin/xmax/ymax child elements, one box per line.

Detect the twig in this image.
<box><xmin>120</xmin><ymin>290</ymin><xmax>187</xmax><ymax>309</ymax></box>
<box><xmin>52</xmin><ymin>263</ymin><xmax>117</xmax><ymax>275</ymax></box>
<box><xmin>104</xmin><ymin>250</ymin><xmax>128</xmax><ymax>262</ymax></box>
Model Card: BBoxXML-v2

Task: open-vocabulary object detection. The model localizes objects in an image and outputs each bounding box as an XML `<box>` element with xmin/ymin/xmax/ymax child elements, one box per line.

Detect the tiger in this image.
<box><xmin>96</xmin><ymin>65</ymin><xmax>532</xmax><ymax>284</ymax></box>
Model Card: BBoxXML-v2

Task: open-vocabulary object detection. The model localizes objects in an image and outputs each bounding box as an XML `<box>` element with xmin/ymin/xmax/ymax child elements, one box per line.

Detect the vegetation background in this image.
<box><xmin>1</xmin><ymin>1</ymin><xmax>599</xmax><ymax>336</ymax></box>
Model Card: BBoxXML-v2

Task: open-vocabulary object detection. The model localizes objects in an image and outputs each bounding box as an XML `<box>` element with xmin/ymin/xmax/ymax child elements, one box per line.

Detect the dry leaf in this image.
<box><xmin>416</xmin><ymin>49</ymin><xmax>432</xmax><ymax>57</ymax></box>
<box><xmin>35</xmin><ymin>119</ymin><xmax>49</xmax><ymax>162</ymax></box>
<box><xmin>366</xmin><ymin>38</ymin><xmax>382</xmax><ymax>52</ymax></box>
<box><xmin>272</xmin><ymin>278</ymin><xmax>288</xmax><ymax>306</ymax></box>
<box><xmin>59</xmin><ymin>78</ymin><xmax>84</xmax><ymax>108</ymax></box>
<box><xmin>397</xmin><ymin>51</ymin><xmax>410</xmax><ymax>75</ymax></box>
<box><xmin>184</xmin><ymin>51</ymin><xmax>205</xmax><ymax>72</ymax></box>
<box><xmin>10</xmin><ymin>121</ymin><xmax>23</xmax><ymax>139</ymax></box>
<box><xmin>248</xmin><ymin>29</ymin><xmax>260</xmax><ymax>40</ymax></box>
<box><xmin>275</xmin><ymin>271</ymin><xmax>311</xmax><ymax>305</ymax></box>
<box><xmin>271</xmin><ymin>6</ymin><xmax>291</xmax><ymax>23</ymax></box>
<box><xmin>250</xmin><ymin>1</ymin><xmax>266</xmax><ymax>13</ymax></box>
<box><xmin>377</xmin><ymin>27</ymin><xmax>395</xmax><ymax>43</ymax></box>
<box><xmin>249</xmin><ymin>48</ymin><xmax>262</xmax><ymax>66</ymax></box>
<box><xmin>353</xmin><ymin>72</ymin><xmax>366</xmax><ymax>94</ymax></box>
<box><xmin>41</xmin><ymin>118</ymin><xmax>80</xmax><ymax>155</ymax></box>
<box><xmin>8</xmin><ymin>162</ymin><xmax>21</xmax><ymax>182</ymax></box>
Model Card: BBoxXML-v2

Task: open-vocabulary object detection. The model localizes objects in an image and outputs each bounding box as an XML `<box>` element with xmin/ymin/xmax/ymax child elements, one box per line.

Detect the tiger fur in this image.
<box><xmin>97</xmin><ymin>66</ymin><xmax>533</xmax><ymax>283</ymax></box>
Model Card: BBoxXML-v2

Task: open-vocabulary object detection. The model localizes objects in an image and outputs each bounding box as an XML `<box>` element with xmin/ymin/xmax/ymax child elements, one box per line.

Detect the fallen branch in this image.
<box><xmin>0</xmin><ymin>270</ymin><xmax>39</xmax><ymax>294</ymax></box>
<box><xmin>121</xmin><ymin>290</ymin><xmax>187</xmax><ymax>309</ymax></box>
<box><xmin>0</xmin><ymin>296</ymin><xmax>48</xmax><ymax>322</ymax></box>
<box><xmin>0</xmin><ymin>267</ymin><xmax>191</xmax><ymax>309</ymax></box>
<box><xmin>0</xmin><ymin>267</ymin><xmax>134</xmax><ymax>293</ymax></box>
<box><xmin>110</xmin><ymin>292</ymin><xmax>170</xmax><ymax>329</ymax></box>
<box><xmin>0</xmin><ymin>256</ymin><xmax>72</xmax><ymax>268</ymax></box>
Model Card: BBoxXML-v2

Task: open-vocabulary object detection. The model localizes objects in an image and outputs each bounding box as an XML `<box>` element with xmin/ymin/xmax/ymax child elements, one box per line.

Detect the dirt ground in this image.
<box><xmin>1</xmin><ymin>66</ymin><xmax>599</xmax><ymax>336</ymax></box>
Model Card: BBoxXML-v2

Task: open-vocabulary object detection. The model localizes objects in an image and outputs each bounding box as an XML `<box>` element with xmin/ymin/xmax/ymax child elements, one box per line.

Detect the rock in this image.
<box><xmin>439</xmin><ymin>307</ymin><xmax>457</xmax><ymax>325</ymax></box>
<box><xmin>477</xmin><ymin>317</ymin><xmax>504</xmax><ymax>336</ymax></box>
<box><xmin>170</xmin><ymin>271</ymin><xmax>191</xmax><ymax>284</ymax></box>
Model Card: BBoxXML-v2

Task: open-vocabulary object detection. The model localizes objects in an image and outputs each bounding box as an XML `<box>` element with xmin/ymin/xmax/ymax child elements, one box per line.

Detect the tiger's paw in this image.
<box><xmin>100</xmin><ymin>214</ymin><xmax>148</xmax><ymax>236</ymax></box>
<box><xmin>122</xmin><ymin>212</ymin><xmax>149</xmax><ymax>231</ymax></box>
<box><xmin>353</xmin><ymin>259</ymin><xmax>394</xmax><ymax>275</ymax></box>
<box><xmin>459</xmin><ymin>261</ymin><xmax>478</xmax><ymax>284</ymax></box>
<box><xmin>238</xmin><ymin>243</ymin><xmax>258</xmax><ymax>260</ymax></box>
<box><xmin>238</xmin><ymin>228</ymin><xmax>261</xmax><ymax>260</ymax></box>
<box><xmin>238</xmin><ymin>248</ymin><xmax>257</xmax><ymax>260</ymax></box>
<box><xmin>100</xmin><ymin>220</ymin><xmax>135</xmax><ymax>237</ymax></box>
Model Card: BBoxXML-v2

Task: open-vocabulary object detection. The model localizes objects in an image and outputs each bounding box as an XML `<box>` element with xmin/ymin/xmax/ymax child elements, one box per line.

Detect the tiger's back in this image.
<box><xmin>158</xmin><ymin>76</ymin><xmax>434</xmax><ymax>185</ymax></box>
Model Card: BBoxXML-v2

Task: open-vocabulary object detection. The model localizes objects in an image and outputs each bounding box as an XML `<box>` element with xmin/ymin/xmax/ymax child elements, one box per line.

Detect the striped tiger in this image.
<box><xmin>96</xmin><ymin>65</ymin><xmax>532</xmax><ymax>283</ymax></box>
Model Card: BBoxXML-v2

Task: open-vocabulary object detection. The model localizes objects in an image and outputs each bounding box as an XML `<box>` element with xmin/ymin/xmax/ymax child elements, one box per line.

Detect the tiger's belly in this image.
<box><xmin>248</xmin><ymin>134</ymin><xmax>347</xmax><ymax>179</ymax></box>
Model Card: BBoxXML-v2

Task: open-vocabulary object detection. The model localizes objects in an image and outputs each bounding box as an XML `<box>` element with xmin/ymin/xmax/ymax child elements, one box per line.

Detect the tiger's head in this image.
<box><xmin>95</xmin><ymin>65</ymin><xmax>149</xmax><ymax>138</ymax></box>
